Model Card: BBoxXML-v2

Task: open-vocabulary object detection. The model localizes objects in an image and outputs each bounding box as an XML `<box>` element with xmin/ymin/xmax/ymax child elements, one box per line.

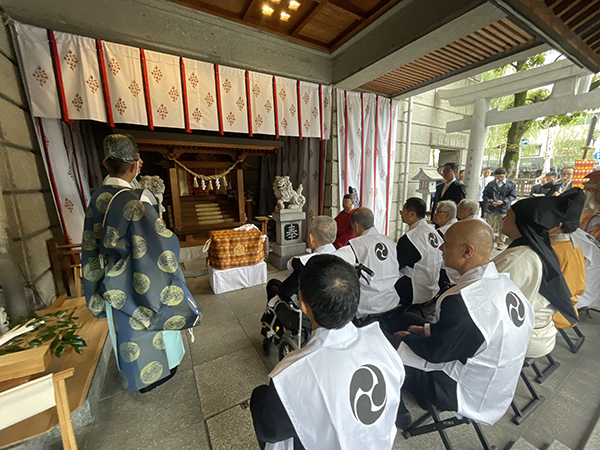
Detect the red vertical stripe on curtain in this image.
<box><xmin>96</xmin><ymin>40</ymin><xmax>115</xmax><ymax>128</ymax></box>
<box><xmin>139</xmin><ymin>49</ymin><xmax>154</xmax><ymax>130</ymax></box>
<box><xmin>344</xmin><ymin>90</ymin><xmax>349</xmax><ymax>195</ymax></box>
<box><xmin>297</xmin><ymin>81</ymin><xmax>303</xmax><ymax>140</ymax></box>
<box><xmin>373</xmin><ymin>95</ymin><xmax>379</xmax><ymax>212</ymax></box>
<box><xmin>38</xmin><ymin>118</ymin><xmax>70</xmax><ymax>243</ymax></box>
<box><xmin>180</xmin><ymin>58</ymin><xmax>192</xmax><ymax>133</ymax></box>
<box><xmin>319</xmin><ymin>139</ymin><xmax>324</xmax><ymax>215</ymax></box>
<box><xmin>360</xmin><ymin>93</ymin><xmax>365</xmax><ymax>204</ymax></box>
<box><xmin>318</xmin><ymin>85</ymin><xmax>323</xmax><ymax>141</ymax></box>
<box><xmin>246</xmin><ymin>70</ymin><xmax>253</xmax><ymax>137</ymax></box>
<box><xmin>215</xmin><ymin>65</ymin><xmax>224</xmax><ymax>135</ymax></box>
<box><xmin>273</xmin><ymin>77</ymin><xmax>280</xmax><ymax>139</ymax></box>
<box><xmin>47</xmin><ymin>30</ymin><xmax>71</xmax><ymax>124</ymax></box>
<box><xmin>386</xmin><ymin>100</ymin><xmax>393</xmax><ymax>235</ymax></box>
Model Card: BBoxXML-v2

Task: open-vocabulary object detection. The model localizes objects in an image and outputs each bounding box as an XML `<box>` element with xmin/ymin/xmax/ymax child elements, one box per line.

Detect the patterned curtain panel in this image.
<box><xmin>337</xmin><ymin>90</ymin><xmax>399</xmax><ymax>234</ymax></box>
<box><xmin>35</xmin><ymin>118</ymin><xmax>100</xmax><ymax>244</ymax></box>
<box><xmin>259</xmin><ymin>138</ymin><xmax>325</xmax><ymax>240</ymax></box>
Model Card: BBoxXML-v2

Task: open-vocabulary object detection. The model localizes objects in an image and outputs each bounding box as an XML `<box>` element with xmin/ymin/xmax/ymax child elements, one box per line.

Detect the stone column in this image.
<box><xmin>464</xmin><ymin>98</ymin><xmax>490</xmax><ymax>200</ymax></box>
<box><xmin>269</xmin><ymin>210</ymin><xmax>307</xmax><ymax>271</ymax></box>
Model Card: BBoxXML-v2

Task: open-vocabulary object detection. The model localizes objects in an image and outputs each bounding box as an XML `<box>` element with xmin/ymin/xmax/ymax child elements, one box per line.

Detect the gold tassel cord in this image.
<box><xmin>167</xmin><ymin>155</ymin><xmax>245</xmax><ymax>181</ymax></box>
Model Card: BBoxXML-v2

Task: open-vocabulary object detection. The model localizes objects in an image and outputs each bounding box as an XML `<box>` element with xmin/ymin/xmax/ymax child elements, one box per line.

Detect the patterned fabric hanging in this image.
<box><xmin>274</xmin><ymin>76</ymin><xmax>299</xmax><ymax>137</ymax></box>
<box><xmin>142</xmin><ymin>50</ymin><xmax>185</xmax><ymax>129</ymax></box>
<box><xmin>182</xmin><ymin>59</ymin><xmax>219</xmax><ymax>132</ymax></box>
<box><xmin>345</xmin><ymin>91</ymin><xmax>363</xmax><ymax>205</ymax></box>
<box><xmin>248</xmin><ymin>71</ymin><xmax>276</xmax><ymax>136</ymax></box>
<box><xmin>217</xmin><ymin>66</ymin><xmax>249</xmax><ymax>134</ymax></box>
<box><xmin>361</xmin><ymin>93</ymin><xmax>377</xmax><ymax>213</ymax></box>
<box><xmin>299</xmin><ymin>81</ymin><xmax>321</xmax><ymax>139</ymax></box>
<box><xmin>13</xmin><ymin>23</ymin><xmax>61</xmax><ymax>119</ymax></box>
<box><xmin>100</xmin><ymin>41</ymin><xmax>148</xmax><ymax>126</ymax></box>
<box><xmin>53</xmin><ymin>31</ymin><xmax>107</xmax><ymax>122</ymax></box>
<box><xmin>321</xmin><ymin>85</ymin><xmax>332</xmax><ymax>140</ymax></box>
<box><xmin>374</xmin><ymin>97</ymin><xmax>397</xmax><ymax>235</ymax></box>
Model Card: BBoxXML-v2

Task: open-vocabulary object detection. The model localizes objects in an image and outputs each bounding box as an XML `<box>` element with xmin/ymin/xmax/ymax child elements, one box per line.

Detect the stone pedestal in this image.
<box><xmin>270</xmin><ymin>209</ymin><xmax>307</xmax><ymax>270</ymax></box>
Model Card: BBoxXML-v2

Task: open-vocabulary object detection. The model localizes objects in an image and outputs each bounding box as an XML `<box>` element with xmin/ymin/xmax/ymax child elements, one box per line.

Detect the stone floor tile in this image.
<box><xmin>194</xmin><ymin>347</ymin><xmax>269</xmax><ymax>417</ymax></box>
<box><xmin>238</xmin><ymin>312</ymin><xmax>265</xmax><ymax>347</ymax></box>
<box><xmin>253</xmin><ymin>341</ymin><xmax>279</xmax><ymax>372</ymax></box>
<box><xmin>195</xmin><ymin>296</ymin><xmax>238</xmax><ymax>327</ymax></box>
<box><xmin>189</xmin><ymin>318</ymin><xmax>253</xmax><ymax>366</ymax></box>
<box><xmin>98</xmin><ymin>355</ymin><xmax>121</xmax><ymax>401</ymax></box>
<box><xmin>225</xmin><ymin>290</ymin><xmax>268</xmax><ymax>319</ymax></box>
<box><xmin>85</xmin><ymin>368</ymin><xmax>203</xmax><ymax>449</ymax></box>
<box><xmin>206</xmin><ymin>404</ymin><xmax>260</xmax><ymax>450</ymax></box>
<box><xmin>179</xmin><ymin>332</ymin><xmax>193</xmax><ymax>372</ymax></box>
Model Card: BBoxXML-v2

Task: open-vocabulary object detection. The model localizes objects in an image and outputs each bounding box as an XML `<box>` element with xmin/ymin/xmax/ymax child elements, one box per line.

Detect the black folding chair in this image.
<box><xmin>557</xmin><ymin>326</ymin><xmax>585</xmax><ymax>354</ymax></box>
<box><xmin>510</xmin><ymin>366</ymin><xmax>546</xmax><ymax>425</ymax></box>
<box><xmin>402</xmin><ymin>403</ymin><xmax>496</xmax><ymax>450</ymax></box>
<box><xmin>527</xmin><ymin>354</ymin><xmax>560</xmax><ymax>384</ymax></box>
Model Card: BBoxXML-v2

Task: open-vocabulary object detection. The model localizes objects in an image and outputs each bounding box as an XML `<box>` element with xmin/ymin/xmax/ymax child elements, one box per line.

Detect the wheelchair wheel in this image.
<box><xmin>278</xmin><ymin>337</ymin><xmax>296</xmax><ymax>361</ymax></box>
<box><xmin>262</xmin><ymin>337</ymin><xmax>271</xmax><ymax>357</ymax></box>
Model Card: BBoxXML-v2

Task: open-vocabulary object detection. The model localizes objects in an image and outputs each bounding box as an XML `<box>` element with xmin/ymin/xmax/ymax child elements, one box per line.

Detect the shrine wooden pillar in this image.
<box><xmin>169</xmin><ymin>167</ymin><xmax>183</xmax><ymax>231</ymax></box>
<box><xmin>236</xmin><ymin>167</ymin><xmax>245</xmax><ymax>223</ymax></box>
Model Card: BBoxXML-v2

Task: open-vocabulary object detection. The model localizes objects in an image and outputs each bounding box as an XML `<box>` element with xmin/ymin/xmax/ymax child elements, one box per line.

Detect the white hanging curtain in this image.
<box><xmin>337</xmin><ymin>89</ymin><xmax>399</xmax><ymax>234</ymax></box>
<box><xmin>182</xmin><ymin>58</ymin><xmax>219</xmax><ymax>132</ymax></box>
<box><xmin>299</xmin><ymin>81</ymin><xmax>321</xmax><ymax>139</ymax></box>
<box><xmin>248</xmin><ymin>71</ymin><xmax>276</xmax><ymax>136</ymax></box>
<box><xmin>35</xmin><ymin>118</ymin><xmax>98</xmax><ymax>244</ymax></box>
<box><xmin>321</xmin><ymin>85</ymin><xmax>332</xmax><ymax>140</ymax></box>
<box><xmin>142</xmin><ymin>50</ymin><xmax>185</xmax><ymax>129</ymax></box>
<box><xmin>274</xmin><ymin>77</ymin><xmax>300</xmax><ymax>137</ymax></box>
<box><xmin>100</xmin><ymin>41</ymin><xmax>148</xmax><ymax>126</ymax></box>
<box><xmin>217</xmin><ymin>65</ymin><xmax>249</xmax><ymax>134</ymax></box>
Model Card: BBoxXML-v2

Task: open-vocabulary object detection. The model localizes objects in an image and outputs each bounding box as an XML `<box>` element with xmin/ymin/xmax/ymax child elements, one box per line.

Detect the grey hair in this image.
<box><xmin>309</xmin><ymin>216</ymin><xmax>337</xmax><ymax>246</ymax></box>
<box><xmin>437</xmin><ymin>200</ymin><xmax>457</xmax><ymax>219</ymax></box>
<box><xmin>459</xmin><ymin>199</ymin><xmax>479</xmax><ymax>215</ymax></box>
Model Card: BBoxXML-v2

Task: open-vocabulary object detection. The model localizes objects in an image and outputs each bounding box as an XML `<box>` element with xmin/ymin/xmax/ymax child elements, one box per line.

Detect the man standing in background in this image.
<box><xmin>334</xmin><ymin>188</ymin><xmax>356</xmax><ymax>249</ymax></box>
<box><xmin>431</xmin><ymin>162</ymin><xmax>467</xmax><ymax>214</ymax></box>
<box><xmin>482</xmin><ymin>168</ymin><xmax>517</xmax><ymax>250</ymax></box>
<box><xmin>478</xmin><ymin>167</ymin><xmax>494</xmax><ymax>215</ymax></box>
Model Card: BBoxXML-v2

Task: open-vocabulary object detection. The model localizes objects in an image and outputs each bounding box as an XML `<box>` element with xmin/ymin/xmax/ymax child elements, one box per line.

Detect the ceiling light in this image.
<box><xmin>271</xmin><ymin>0</ymin><xmax>281</xmax><ymax>3</ymax></box>
<box><xmin>280</xmin><ymin>11</ymin><xmax>291</xmax><ymax>21</ymax></box>
<box><xmin>289</xmin><ymin>1</ymin><xmax>301</xmax><ymax>11</ymax></box>
<box><xmin>262</xmin><ymin>4</ymin><xmax>275</xmax><ymax>15</ymax></box>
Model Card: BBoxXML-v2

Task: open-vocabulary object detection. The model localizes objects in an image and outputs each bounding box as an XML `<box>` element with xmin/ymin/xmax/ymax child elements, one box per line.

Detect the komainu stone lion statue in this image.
<box><xmin>273</xmin><ymin>176</ymin><xmax>305</xmax><ymax>211</ymax></box>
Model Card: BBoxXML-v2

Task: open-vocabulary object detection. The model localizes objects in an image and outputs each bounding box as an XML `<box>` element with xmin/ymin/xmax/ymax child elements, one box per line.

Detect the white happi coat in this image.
<box><xmin>267</xmin><ymin>322</ymin><xmax>405</xmax><ymax>450</ymax></box>
<box><xmin>398</xmin><ymin>263</ymin><xmax>534</xmax><ymax>426</ymax></box>
<box><xmin>336</xmin><ymin>228</ymin><xmax>400</xmax><ymax>318</ymax></box>
<box><xmin>286</xmin><ymin>243</ymin><xmax>337</xmax><ymax>272</ymax></box>
<box><xmin>400</xmin><ymin>219</ymin><xmax>443</xmax><ymax>304</ymax></box>
<box><xmin>493</xmin><ymin>246</ymin><xmax>556</xmax><ymax>358</ymax></box>
<box><xmin>438</xmin><ymin>218</ymin><xmax>458</xmax><ymax>237</ymax></box>
<box><xmin>571</xmin><ymin>229</ymin><xmax>600</xmax><ymax>309</ymax></box>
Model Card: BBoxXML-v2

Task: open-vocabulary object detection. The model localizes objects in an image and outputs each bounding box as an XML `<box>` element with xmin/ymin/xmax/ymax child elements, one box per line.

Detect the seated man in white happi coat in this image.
<box><xmin>433</xmin><ymin>200</ymin><xmax>458</xmax><ymax>238</ymax></box>
<box><xmin>251</xmin><ymin>254</ymin><xmax>405</xmax><ymax>450</ymax></box>
<box><xmin>335</xmin><ymin>207</ymin><xmax>401</xmax><ymax>320</ymax></box>
<box><xmin>457</xmin><ymin>199</ymin><xmax>487</xmax><ymax>223</ymax></box>
<box><xmin>571</xmin><ymin>228</ymin><xmax>600</xmax><ymax>312</ymax></box>
<box><xmin>266</xmin><ymin>216</ymin><xmax>337</xmax><ymax>304</ymax></box>
<box><xmin>394</xmin><ymin>220</ymin><xmax>534</xmax><ymax>427</ymax></box>
<box><xmin>394</xmin><ymin>198</ymin><xmax>443</xmax><ymax>309</ymax></box>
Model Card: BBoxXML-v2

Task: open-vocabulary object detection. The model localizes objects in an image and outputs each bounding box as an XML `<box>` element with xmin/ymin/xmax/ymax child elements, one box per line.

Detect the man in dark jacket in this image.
<box><xmin>482</xmin><ymin>167</ymin><xmax>517</xmax><ymax>250</ymax></box>
<box><xmin>530</xmin><ymin>172</ymin><xmax>558</xmax><ymax>197</ymax></box>
<box><xmin>431</xmin><ymin>162</ymin><xmax>467</xmax><ymax>214</ymax></box>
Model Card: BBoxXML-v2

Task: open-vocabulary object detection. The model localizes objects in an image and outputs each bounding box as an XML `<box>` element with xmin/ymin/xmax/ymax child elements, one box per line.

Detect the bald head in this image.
<box><xmin>442</xmin><ymin>220</ymin><xmax>494</xmax><ymax>275</ymax></box>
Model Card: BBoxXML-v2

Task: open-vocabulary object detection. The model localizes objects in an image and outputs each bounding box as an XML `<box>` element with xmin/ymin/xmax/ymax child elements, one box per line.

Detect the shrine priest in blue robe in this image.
<box><xmin>82</xmin><ymin>134</ymin><xmax>201</xmax><ymax>392</ymax></box>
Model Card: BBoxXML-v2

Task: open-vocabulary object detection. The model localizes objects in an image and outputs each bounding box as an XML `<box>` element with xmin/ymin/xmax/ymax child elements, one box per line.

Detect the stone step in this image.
<box><xmin>508</xmin><ymin>438</ymin><xmax>538</xmax><ymax>450</ymax></box>
<box><xmin>547</xmin><ymin>440</ymin><xmax>572</xmax><ymax>450</ymax></box>
<box><xmin>582</xmin><ymin>411</ymin><xmax>600</xmax><ymax>450</ymax></box>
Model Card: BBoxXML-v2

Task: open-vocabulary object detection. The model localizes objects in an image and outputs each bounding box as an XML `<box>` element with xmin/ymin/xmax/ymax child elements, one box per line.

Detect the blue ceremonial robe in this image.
<box><xmin>82</xmin><ymin>178</ymin><xmax>201</xmax><ymax>391</ymax></box>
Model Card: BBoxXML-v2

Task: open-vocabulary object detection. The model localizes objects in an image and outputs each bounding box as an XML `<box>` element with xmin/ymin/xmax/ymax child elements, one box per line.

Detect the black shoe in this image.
<box><xmin>139</xmin><ymin>366</ymin><xmax>178</xmax><ymax>393</ymax></box>
<box><xmin>396</xmin><ymin>403</ymin><xmax>412</xmax><ymax>431</ymax></box>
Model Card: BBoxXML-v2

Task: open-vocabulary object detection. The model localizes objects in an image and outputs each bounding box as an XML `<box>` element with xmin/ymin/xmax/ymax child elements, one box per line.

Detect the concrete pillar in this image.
<box><xmin>464</xmin><ymin>98</ymin><xmax>490</xmax><ymax>200</ymax></box>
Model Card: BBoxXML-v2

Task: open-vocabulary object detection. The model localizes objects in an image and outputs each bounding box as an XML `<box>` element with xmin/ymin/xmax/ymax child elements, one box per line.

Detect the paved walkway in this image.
<box><xmin>82</xmin><ymin>264</ymin><xmax>600</xmax><ymax>450</ymax></box>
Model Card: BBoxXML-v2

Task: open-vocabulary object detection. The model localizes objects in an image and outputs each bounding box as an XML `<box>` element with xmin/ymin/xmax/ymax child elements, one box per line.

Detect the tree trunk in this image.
<box><xmin>502</xmin><ymin>90</ymin><xmax>530</xmax><ymax>178</ymax></box>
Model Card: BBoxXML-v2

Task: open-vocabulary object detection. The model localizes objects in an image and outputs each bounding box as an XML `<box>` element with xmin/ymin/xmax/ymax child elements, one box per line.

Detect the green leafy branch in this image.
<box><xmin>0</xmin><ymin>310</ymin><xmax>87</xmax><ymax>358</ymax></box>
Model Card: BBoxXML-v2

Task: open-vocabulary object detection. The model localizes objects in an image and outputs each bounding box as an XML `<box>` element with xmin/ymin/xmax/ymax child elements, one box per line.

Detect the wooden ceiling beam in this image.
<box><xmin>242</xmin><ymin>0</ymin><xmax>259</xmax><ymax>21</ymax></box>
<box><xmin>291</xmin><ymin>1</ymin><xmax>329</xmax><ymax>37</ymax></box>
<box><xmin>328</xmin><ymin>0</ymin><xmax>368</xmax><ymax>21</ymax></box>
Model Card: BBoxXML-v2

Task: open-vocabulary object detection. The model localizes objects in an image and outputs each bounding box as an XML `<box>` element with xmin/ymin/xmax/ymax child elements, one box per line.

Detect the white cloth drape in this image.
<box><xmin>182</xmin><ymin>58</ymin><xmax>219</xmax><ymax>132</ymax></box>
<box><xmin>36</xmin><ymin>118</ymin><xmax>99</xmax><ymax>244</ymax></box>
<box><xmin>248</xmin><ymin>71</ymin><xmax>276</xmax><ymax>136</ymax></box>
<box><xmin>12</xmin><ymin>23</ymin><xmax>61</xmax><ymax>119</ymax></box>
<box><xmin>299</xmin><ymin>81</ymin><xmax>321</xmax><ymax>139</ymax></box>
<box><xmin>217</xmin><ymin>66</ymin><xmax>249</xmax><ymax>134</ymax></box>
<box><xmin>53</xmin><ymin>31</ymin><xmax>107</xmax><ymax>123</ymax></box>
<box><xmin>0</xmin><ymin>374</ymin><xmax>56</xmax><ymax>431</ymax></box>
<box><xmin>274</xmin><ymin>77</ymin><xmax>299</xmax><ymax>137</ymax></box>
<box><xmin>321</xmin><ymin>85</ymin><xmax>332</xmax><ymax>140</ymax></box>
<box><xmin>337</xmin><ymin>90</ymin><xmax>399</xmax><ymax>234</ymax></box>
<box><xmin>101</xmin><ymin>41</ymin><xmax>148</xmax><ymax>125</ymax></box>
<box><xmin>143</xmin><ymin>50</ymin><xmax>185</xmax><ymax>129</ymax></box>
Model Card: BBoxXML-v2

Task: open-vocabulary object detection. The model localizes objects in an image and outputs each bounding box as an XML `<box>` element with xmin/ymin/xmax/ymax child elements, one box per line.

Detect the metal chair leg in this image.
<box><xmin>472</xmin><ymin>421</ymin><xmax>497</xmax><ymax>450</ymax></box>
<box><xmin>528</xmin><ymin>354</ymin><xmax>560</xmax><ymax>384</ymax></box>
<box><xmin>558</xmin><ymin>326</ymin><xmax>585</xmax><ymax>353</ymax></box>
<box><xmin>511</xmin><ymin>369</ymin><xmax>546</xmax><ymax>425</ymax></box>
